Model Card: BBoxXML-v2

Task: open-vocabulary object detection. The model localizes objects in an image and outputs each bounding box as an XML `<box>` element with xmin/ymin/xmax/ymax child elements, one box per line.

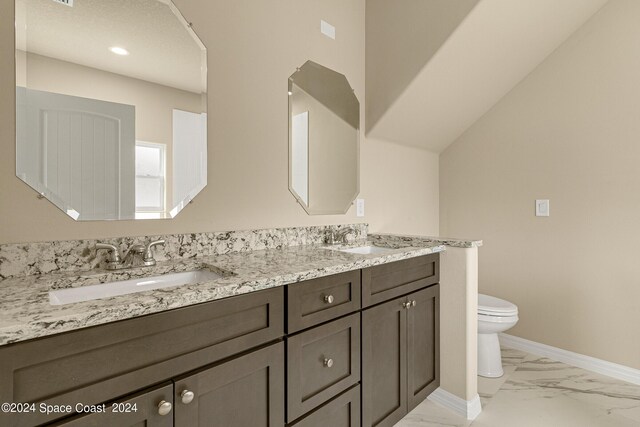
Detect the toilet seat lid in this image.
<box><xmin>478</xmin><ymin>294</ymin><xmax>518</xmax><ymax>316</ymax></box>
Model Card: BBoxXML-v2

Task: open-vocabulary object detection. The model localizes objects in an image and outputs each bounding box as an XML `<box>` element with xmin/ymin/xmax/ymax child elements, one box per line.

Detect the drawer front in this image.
<box><xmin>0</xmin><ymin>287</ymin><xmax>284</xmax><ymax>427</ymax></box>
<box><xmin>291</xmin><ymin>385</ymin><xmax>360</xmax><ymax>427</ymax></box>
<box><xmin>287</xmin><ymin>313</ymin><xmax>360</xmax><ymax>422</ymax></box>
<box><xmin>362</xmin><ymin>254</ymin><xmax>439</xmax><ymax>307</ymax></box>
<box><xmin>49</xmin><ymin>383</ymin><xmax>174</xmax><ymax>427</ymax></box>
<box><xmin>287</xmin><ymin>270</ymin><xmax>361</xmax><ymax>333</ymax></box>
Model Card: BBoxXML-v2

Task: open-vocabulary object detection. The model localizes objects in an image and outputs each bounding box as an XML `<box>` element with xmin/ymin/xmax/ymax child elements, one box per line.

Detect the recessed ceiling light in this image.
<box><xmin>109</xmin><ymin>46</ymin><xmax>129</xmax><ymax>56</ymax></box>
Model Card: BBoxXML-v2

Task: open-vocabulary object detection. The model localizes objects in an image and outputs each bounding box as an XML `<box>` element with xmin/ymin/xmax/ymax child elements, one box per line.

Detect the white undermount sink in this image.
<box><xmin>49</xmin><ymin>270</ymin><xmax>222</xmax><ymax>306</ymax></box>
<box><xmin>336</xmin><ymin>245</ymin><xmax>396</xmax><ymax>255</ymax></box>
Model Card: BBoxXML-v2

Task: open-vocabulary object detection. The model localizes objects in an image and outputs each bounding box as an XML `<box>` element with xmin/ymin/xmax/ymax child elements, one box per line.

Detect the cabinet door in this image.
<box><xmin>50</xmin><ymin>383</ymin><xmax>174</xmax><ymax>427</ymax></box>
<box><xmin>174</xmin><ymin>342</ymin><xmax>284</xmax><ymax>427</ymax></box>
<box><xmin>362</xmin><ymin>297</ymin><xmax>407</xmax><ymax>427</ymax></box>
<box><xmin>407</xmin><ymin>285</ymin><xmax>440</xmax><ymax>412</ymax></box>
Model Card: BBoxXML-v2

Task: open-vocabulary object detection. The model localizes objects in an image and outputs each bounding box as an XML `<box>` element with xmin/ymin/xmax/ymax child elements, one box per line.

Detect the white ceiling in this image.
<box><xmin>367</xmin><ymin>0</ymin><xmax>610</xmax><ymax>153</ymax></box>
<box><xmin>15</xmin><ymin>0</ymin><xmax>206</xmax><ymax>93</ymax></box>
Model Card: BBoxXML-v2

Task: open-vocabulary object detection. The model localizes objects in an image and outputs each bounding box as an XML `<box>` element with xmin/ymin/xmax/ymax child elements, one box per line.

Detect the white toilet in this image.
<box><xmin>477</xmin><ymin>294</ymin><xmax>519</xmax><ymax>378</ymax></box>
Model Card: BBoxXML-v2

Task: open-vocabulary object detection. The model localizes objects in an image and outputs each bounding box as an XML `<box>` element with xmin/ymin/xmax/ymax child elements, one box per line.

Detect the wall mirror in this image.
<box><xmin>288</xmin><ymin>60</ymin><xmax>360</xmax><ymax>215</ymax></box>
<box><xmin>15</xmin><ymin>0</ymin><xmax>207</xmax><ymax>220</ymax></box>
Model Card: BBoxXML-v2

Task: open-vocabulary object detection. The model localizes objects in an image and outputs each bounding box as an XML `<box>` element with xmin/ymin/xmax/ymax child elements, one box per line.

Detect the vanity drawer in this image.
<box><xmin>362</xmin><ymin>253</ymin><xmax>439</xmax><ymax>307</ymax></box>
<box><xmin>0</xmin><ymin>287</ymin><xmax>284</xmax><ymax>427</ymax></box>
<box><xmin>287</xmin><ymin>313</ymin><xmax>360</xmax><ymax>422</ymax></box>
<box><xmin>287</xmin><ymin>270</ymin><xmax>361</xmax><ymax>333</ymax></box>
<box><xmin>291</xmin><ymin>385</ymin><xmax>361</xmax><ymax>427</ymax></box>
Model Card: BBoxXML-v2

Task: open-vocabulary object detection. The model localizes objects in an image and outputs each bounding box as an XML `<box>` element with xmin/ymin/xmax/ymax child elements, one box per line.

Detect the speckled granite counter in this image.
<box><xmin>369</xmin><ymin>233</ymin><xmax>483</xmax><ymax>248</ymax></box>
<box><xmin>0</xmin><ymin>236</ymin><xmax>449</xmax><ymax>346</ymax></box>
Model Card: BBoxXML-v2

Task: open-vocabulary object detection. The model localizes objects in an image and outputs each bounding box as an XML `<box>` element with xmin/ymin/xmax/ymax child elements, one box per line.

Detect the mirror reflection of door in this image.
<box><xmin>291</xmin><ymin>111</ymin><xmax>309</xmax><ymax>206</ymax></box>
<box><xmin>16</xmin><ymin>88</ymin><xmax>135</xmax><ymax>220</ymax></box>
<box><xmin>14</xmin><ymin>0</ymin><xmax>208</xmax><ymax>221</ymax></box>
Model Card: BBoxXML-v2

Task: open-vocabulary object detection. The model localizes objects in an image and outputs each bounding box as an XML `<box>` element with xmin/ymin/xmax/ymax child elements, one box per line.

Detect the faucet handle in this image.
<box><xmin>96</xmin><ymin>243</ymin><xmax>122</xmax><ymax>264</ymax></box>
<box><xmin>144</xmin><ymin>239</ymin><xmax>165</xmax><ymax>262</ymax></box>
<box><xmin>324</xmin><ymin>229</ymin><xmax>336</xmax><ymax>245</ymax></box>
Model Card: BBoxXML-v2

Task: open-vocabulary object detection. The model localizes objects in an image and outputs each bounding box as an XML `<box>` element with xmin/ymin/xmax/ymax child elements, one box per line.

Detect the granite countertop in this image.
<box><xmin>0</xmin><ymin>236</ymin><xmax>449</xmax><ymax>346</ymax></box>
<box><xmin>369</xmin><ymin>233</ymin><xmax>483</xmax><ymax>248</ymax></box>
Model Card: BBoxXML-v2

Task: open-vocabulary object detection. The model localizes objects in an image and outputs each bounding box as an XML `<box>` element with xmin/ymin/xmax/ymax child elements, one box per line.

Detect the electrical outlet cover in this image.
<box><xmin>535</xmin><ymin>199</ymin><xmax>550</xmax><ymax>217</ymax></box>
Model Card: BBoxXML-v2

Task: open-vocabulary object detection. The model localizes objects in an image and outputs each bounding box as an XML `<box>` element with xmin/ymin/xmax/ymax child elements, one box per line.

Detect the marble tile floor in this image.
<box><xmin>397</xmin><ymin>347</ymin><xmax>640</xmax><ymax>427</ymax></box>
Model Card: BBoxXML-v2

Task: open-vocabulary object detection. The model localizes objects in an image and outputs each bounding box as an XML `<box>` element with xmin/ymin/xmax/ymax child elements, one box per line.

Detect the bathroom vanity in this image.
<box><xmin>0</xmin><ymin>239</ymin><xmax>442</xmax><ymax>427</ymax></box>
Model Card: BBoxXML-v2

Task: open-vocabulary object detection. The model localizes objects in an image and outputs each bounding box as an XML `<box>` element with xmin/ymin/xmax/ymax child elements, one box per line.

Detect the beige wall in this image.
<box><xmin>0</xmin><ymin>0</ymin><xmax>440</xmax><ymax>244</ymax></box>
<box><xmin>441</xmin><ymin>0</ymin><xmax>640</xmax><ymax>369</ymax></box>
<box><xmin>362</xmin><ymin>138</ymin><xmax>439</xmax><ymax>236</ymax></box>
<box><xmin>365</xmin><ymin>0</ymin><xmax>480</xmax><ymax>133</ymax></box>
<box><xmin>17</xmin><ymin>51</ymin><xmax>203</xmax><ymax>209</ymax></box>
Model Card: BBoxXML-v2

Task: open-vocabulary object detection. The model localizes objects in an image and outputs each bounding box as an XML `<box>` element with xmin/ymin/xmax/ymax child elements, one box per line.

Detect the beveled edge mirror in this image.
<box><xmin>15</xmin><ymin>0</ymin><xmax>208</xmax><ymax>221</ymax></box>
<box><xmin>288</xmin><ymin>60</ymin><xmax>360</xmax><ymax>215</ymax></box>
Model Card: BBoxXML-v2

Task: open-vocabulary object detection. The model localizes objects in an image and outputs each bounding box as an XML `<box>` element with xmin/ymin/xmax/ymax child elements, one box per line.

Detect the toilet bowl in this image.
<box><xmin>477</xmin><ymin>294</ymin><xmax>518</xmax><ymax>378</ymax></box>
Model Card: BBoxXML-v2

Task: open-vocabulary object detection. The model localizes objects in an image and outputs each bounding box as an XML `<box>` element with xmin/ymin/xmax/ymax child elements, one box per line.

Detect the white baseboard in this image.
<box><xmin>428</xmin><ymin>387</ymin><xmax>482</xmax><ymax>420</ymax></box>
<box><xmin>500</xmin><ymin>333</ymin><xmax>640</xmax><ymax>386</ymax></box>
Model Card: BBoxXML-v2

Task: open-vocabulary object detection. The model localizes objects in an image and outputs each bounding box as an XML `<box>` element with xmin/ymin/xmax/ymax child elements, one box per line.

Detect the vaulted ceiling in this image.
<box><xmin>366</xmin><ymin>0</ymin><xmax>610</xmax><ymax>153</ymax></box>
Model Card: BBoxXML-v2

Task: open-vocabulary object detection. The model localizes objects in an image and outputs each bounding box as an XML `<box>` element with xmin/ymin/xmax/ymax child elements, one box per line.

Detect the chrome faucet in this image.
<box><xmin>324</xmin><ymin>229</ymin><xmax>337</xmax><ymax>245</ymax></box>
<box><xmin>96</xmin><ymin>240</ymin><xmax>165</xmax><ymax>270</ymax></box>
<box><xmin>335</xmin><ymin>227</ymin><xmax>357</xmax><ymax>244</ymax></box>
<box><xmin>324</xmin><ymin>227</ymin><xmax>357</xmax><ymax>245</ymax></box>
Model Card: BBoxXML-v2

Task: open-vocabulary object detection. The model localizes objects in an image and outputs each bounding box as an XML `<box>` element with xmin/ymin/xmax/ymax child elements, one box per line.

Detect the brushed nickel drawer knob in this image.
<box><xmin>402</xmin><ymin>302</ymin><xmax>410</xmax><ymax>309</ymax></box>
<box><xmin>181</xmin><ymin>389</ymin><xmax>195</xmax><ymax>404</ymax></box>
<box><xmin>412</xmin><ymin>300</ymin><xmax>417</xmax><ymax>307</ymax></box>
<box><xmin>323</xmin><ymin>294</ymin><xmax>335</xmax><ymax>304</ymax></box>
<box><xmin>158</xmin><ymin>400</ymin><xmax>172</xmax><ymax>416</ymax></box>
<box><xmin>324</xmin><ymin>358</ymin><xmax>334</xmax><ymax>368</ymax></box>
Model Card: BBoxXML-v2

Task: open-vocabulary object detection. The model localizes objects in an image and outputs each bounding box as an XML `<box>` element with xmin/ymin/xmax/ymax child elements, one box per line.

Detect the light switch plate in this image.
<box><xmin>321</xmin><ymin>20</ymin><xmax>336</xmax><ymax>39</ymax></box>
<box><xmin>536</xmin><ymin>199</ymin><xmax>550</xmax><ymax>217</ymax></box>
<box><xmin>356</xmin><ymin>199</ymin><xmax>365</xmax><ymax>217</ymax></box>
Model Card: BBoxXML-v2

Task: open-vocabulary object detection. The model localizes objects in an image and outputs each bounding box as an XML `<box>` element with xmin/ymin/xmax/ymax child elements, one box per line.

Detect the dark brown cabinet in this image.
<box><xmin>287</xmin><ymin>270</ymin><xmax>361</xmax><ymax>333</ymax></box>
<box><xmin>174</xmin><ymin>342</ymin><xmax>285</xmax><ymax>427</ymax></box>
<box><xmin>362</xmin><ymin>253</ymin><xmax>439</xmax><ymax>308</ymax></box>
<box><xmin>287</xmin><ymin>313</ymin><xmax>360</xmax><ymax>422</ymax></box>
<box><xmin>52</xmin><ymin>343</ymin><xmax>285</xmax><ymax>427</ymax></box>
<box><xmin>362</xmin><ymin>295</ymin><xmax>407</xmax><ymax>427</ymax></box>
<box><xmin>49</xmin><ymin>383</ymin><xmax>174</xmax><ymax>427</ymax></box>
<box><xmin>407</xmin><ymin>286</ymin><xmax>440</xmax><ymax>411</ymax></box>
<box><xmin>362</xmin><ymin>285</ymin><xmax>440</xmax><ymax>427</ymax></box>
<box><xmin>0</xmin><ymin>287</ymin><xmax>283</xmax><ymax>427</ymax></box>
<box><xmin>0</xmin><ymin>254</ymin><xmax>440</xmax><ymax>427</ymax></box>
<box><xmin>291</xmin><ymin>385</ymin><xmax>361</xmax><ymax>427</ymax></box>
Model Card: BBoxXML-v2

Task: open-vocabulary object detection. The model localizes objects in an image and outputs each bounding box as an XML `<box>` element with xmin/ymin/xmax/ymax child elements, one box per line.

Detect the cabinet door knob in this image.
<box><xmin>402</xmin><ymin>302</ymin><xmax>410</xmax><ymax>309</ymax></box>
<box><xmin>157</xmin><ymin>400</ymin><xmax>172</xmax><ymax>416</ymax></box>
<box><xmin>181</xmin><ymin>389</ymin><xmax>195</xmax><ymax>404</ymax></box>
<box><xmin>323</xmin><ymin>294</ymin><xmax>335</xmax><ymax>304</ymax></box>
<box><xmin>411</xmin><ymin>300</ymin><xmax>417</xmax><ymax>307</ymax></box>
<box><xmin>324</xmin><ymin>358</ymin><xmax>334</xmax><ymax>368</ymax></box>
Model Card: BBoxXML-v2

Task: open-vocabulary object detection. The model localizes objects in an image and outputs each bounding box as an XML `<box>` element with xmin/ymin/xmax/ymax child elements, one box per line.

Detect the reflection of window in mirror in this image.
<box><xmin>135</xmin><ymin>142</ymin><xmax>166</xmax><ymax>216</ymax></box>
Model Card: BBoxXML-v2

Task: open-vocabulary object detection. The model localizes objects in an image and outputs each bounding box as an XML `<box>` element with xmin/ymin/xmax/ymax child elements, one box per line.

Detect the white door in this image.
<box><xmin>172</xmin><ymin>109</ymin><xmax>207</xmax><ymax>217</ymax></box>
<box><xmin>16</xmin><ymin>87</ymin><xmax>135</xmax><ymax>220</ymax></box>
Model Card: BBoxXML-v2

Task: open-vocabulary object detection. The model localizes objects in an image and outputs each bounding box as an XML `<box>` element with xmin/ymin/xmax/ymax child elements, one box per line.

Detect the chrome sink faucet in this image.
<box><xmin>96</xmin><ymin>240</ymin><xmax>165</xmax><ymax>270</ymax></box>
<box><xmin>325</xmin><ymin>227</ymin><xmax>357</xmax><ymax>245</ymax></box>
